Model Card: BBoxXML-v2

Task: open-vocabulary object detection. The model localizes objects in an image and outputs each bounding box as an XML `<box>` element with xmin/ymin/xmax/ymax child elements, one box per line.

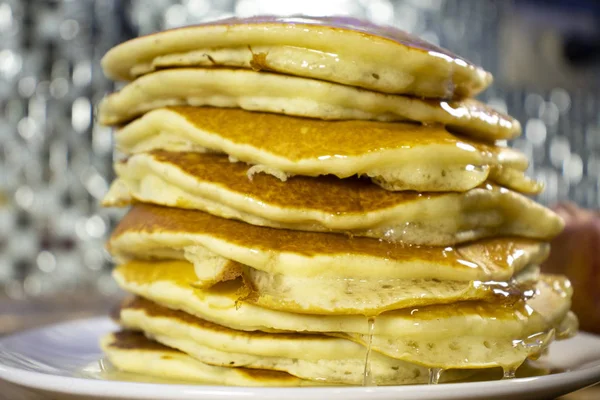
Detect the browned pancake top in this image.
<box><xmin>111</xmin><ymin>203</ymin><xmax>540</xmax><ymax>272</ymax></box>
<box><xmin>108</xmin><ymin>330</ymin><xmax>179</xmax><ymax>353</ymax></box>
<box><xmin>121</xmin><ymin>296</ymin><xmax>241</xmax><ymax>334</ymax></box>
<box><xmin>121</xmin><ymin>296</ymin><xmax>333</xmax><ymax>340</ymax></box>
<box><xmin>159</xmin><ymin>106</ymin><xmax>468</xmax><ymax>159</ymax></box>
<box><xmin>142</xmin><ymin>150</ymin><xmax>448</xmax><ymax>213</ymax></box>
<box><xmin>114</xmin><ymin>15</ymin><xmax>475</xmax><ymax>66</ymax></box>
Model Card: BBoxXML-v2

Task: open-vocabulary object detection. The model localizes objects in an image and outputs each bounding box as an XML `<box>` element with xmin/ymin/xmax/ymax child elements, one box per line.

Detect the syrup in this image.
<box><xmin>362</xmin><ymin>317</ymin><xmax>376</xmax><ymax>386</ymax></box>
<box><xmin>428</xmin><ymin>367</ymin><xmax>444</xmax><ymax>385</ymax></box>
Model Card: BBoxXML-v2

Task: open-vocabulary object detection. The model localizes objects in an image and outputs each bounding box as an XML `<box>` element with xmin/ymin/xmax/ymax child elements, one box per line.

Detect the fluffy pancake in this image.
<box><xmin>103</xmin><ymin>155</ymin><xmax>562</xmax><ymax>246</ymax></box>
<box><xmin>100</xmin><ymin>331</ymin><xmax>317</xmax><ymax>386</ymax></box>
<box><xmin>115</xmin><ymin>297</ymin><xmax>470</xmax><ymax>385</ymax></box>
<box><xmin>110</xmin><ymin>211</ymin><xmax>544</xmax><ymax>315</ymax></box>
<box><xmin>101</xmin><ymin>16</ymin><xmax>491</xmax><ymax>98</ymax></box>
<box><xmin>109</xmin><ymin>204</ymin><xmax>551</xmax><ymax>282</ymax></box>
<box><xmin>112</xmin><ymin>260</ymin><xmax>574</xmax><ymax>368</ymax></box>
<box><xmin>112</xmin><ymin>260</ymin><xmax>564</xmax><ymax>337</ymax></box>
<box><xmin>335</xmin><ymin>275</ymin><xmax>577</xmax><ymax>368</ymax></box>
<box><xmin>115</xmin><ymin>108</ymin><xmax>540</xmax><ymax>193</ymax></box>
<box><xmin>97</xmin><ymin>68</ymin><xmax>519</xmax><ymax>142</ymax></box>
<box><xmin>192</xmin><ymin>258</ymin><xmax>542</xmax><ymax>315</ymax></box>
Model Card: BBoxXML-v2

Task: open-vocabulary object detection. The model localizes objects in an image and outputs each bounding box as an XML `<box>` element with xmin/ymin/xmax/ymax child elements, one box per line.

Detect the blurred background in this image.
<box><xmin>0</xmin><ymin>0</ymin><xmax>598</xmax><ymax>333</ymax></box>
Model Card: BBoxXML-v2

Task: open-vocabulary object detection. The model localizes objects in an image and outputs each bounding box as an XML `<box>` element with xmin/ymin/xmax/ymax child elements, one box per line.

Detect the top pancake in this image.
<box><xmin>101</xmin><ymin>16</ymin><xmax>492</xmax><ymax>99</ymax></box>
<box><xmin>97</xmin><ymin>68</ymin><xmax>518</xmax><ymax>143</ymax></box>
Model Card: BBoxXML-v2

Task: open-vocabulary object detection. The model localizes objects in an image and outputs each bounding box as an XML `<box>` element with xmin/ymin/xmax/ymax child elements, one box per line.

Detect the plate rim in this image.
<box><xmin>0</xmin><ymin>317</ymin><xmax>599</xmax><ymax>399</ymax></box>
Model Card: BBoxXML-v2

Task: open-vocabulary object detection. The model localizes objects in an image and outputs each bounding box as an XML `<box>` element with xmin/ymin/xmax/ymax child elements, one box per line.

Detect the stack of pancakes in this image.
<box><xmin>97</xmin><ymin>16</ymin><xmax>577</xmax><ymax>386</ymax></box>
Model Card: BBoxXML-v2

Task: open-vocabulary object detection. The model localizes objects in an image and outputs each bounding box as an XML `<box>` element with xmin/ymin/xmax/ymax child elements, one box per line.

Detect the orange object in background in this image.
<box><xmin>542</xmin><ymin>203</ymin><xmax>600</xmax><ymax>334</ymax></box>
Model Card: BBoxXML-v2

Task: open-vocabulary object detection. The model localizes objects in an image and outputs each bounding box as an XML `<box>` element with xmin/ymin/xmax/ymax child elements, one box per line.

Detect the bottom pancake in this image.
<box><xmin>100</xmin><ymin>331</ymin><xmax>318</xmax><ymax>386</ymax></box>
<box><xmin>115</xmin><ymin>296</ymin><xmax>473</xmax><ymax>385</ymax></box>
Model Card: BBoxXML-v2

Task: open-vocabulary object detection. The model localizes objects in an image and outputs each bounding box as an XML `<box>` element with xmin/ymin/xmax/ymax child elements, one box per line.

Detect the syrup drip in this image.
<box><xmin>556</xmin><ymin>312</ymin><xmax>577</xmax><ymax>340</ymax></box>
<box><xmin>428</xmin><ymin>367</ymin><xmax>443</xmax><ymax>385</ymax></box>
<box><xmin>362</xmin><ymin>317</ymin><xmax>376</xmax><ymax>386</ymax></box>
<box><xmin>513</xmin><ymin>329</ymin><xmax>555</xmax><ymax>356</ymax></box>
<box><xmin>502</xmin><ymin>367</ymin><xmax>517</xmax><ymax>380</ymax></box>
<box><xmin>98</xmin><ymin>357</ymin><xmax>110</xmax><ymax>373</ymax></box>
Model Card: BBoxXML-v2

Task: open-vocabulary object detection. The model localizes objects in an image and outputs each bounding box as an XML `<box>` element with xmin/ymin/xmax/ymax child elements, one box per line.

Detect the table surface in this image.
<box><xmin>0</xmin><ymin>295</ymin><xmax>598</xmax><ymax>400</ymax></box>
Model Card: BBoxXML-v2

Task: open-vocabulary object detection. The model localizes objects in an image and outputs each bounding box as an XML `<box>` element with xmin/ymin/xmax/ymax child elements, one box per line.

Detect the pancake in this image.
<box><xmin>108</xmin><ymin>204</ymin><xmax>551</xmax><ymax>282</ymax></box>
<box><xmin>114</xmin><ymin>108</ymin><xmax>540</xmax><ymax>193</ymax></box>
<box><xmin>113</xmin><ymin>260</ymin><xmax>571</xmax><ymax>339</ymax></box>
<box><xmin>198</xmin><ymin>255</ymin><xmax>539</xmax><ymax>315</ymax></box>
<box><xmin>101</xmin><ymin>16</ymin><xmax>491</xmax><ymax>99</ymax></box>
<box><xmin>103</xmin><ymin>157</ymin><xmax>563</xmax><ymax>246</ymax></box>
<box><xmin>110</xmin><ymin>213</ymin><xmax>544</xmax><ymax>315</ymax></box>
<box><xmin>115</xmin><ymin>297</ymin><xmax>471</xmax><ymax>385</ymax></box>
<box><xmin>112</xmin><ymin>260</ymin><xmax>574</xmax><ymax>368</ymax></box>
<box><xmin>335</xmin><ymin>275</ymin><xmax>578</xmax><ymax>368</ymax></box>
<box><xmin>191</xmin><ymin>257</ymin><xmax>542</xmax><ymax>315</ymax></box>
<box><xmin>97</xmin><ymin>68</ymin><xmax>519</xmax><ymax>142</ymax></box>
<box><xmin>100</xmin><ymin>331</ymin><xmax>317</xmax><ymax>386</ymax></box>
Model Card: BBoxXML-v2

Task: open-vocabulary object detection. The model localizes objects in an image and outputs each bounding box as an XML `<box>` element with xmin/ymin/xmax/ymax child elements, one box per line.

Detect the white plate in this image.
<box><xmin>0</xmin><ymin>317</ymin><xmax>599</xmax><ymax>400</ymax></box>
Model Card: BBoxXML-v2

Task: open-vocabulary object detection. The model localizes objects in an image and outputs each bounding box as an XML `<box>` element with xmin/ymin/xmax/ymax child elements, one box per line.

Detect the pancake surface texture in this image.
<box><xmin>101</xmin><ymin>15</ymin><xmax>491</xmax><ymax>98</ymax></box>
<box><xmin>104</xmin><ymin>159</ymin><xmax>562</xmax><ymax>246</ymax></box>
